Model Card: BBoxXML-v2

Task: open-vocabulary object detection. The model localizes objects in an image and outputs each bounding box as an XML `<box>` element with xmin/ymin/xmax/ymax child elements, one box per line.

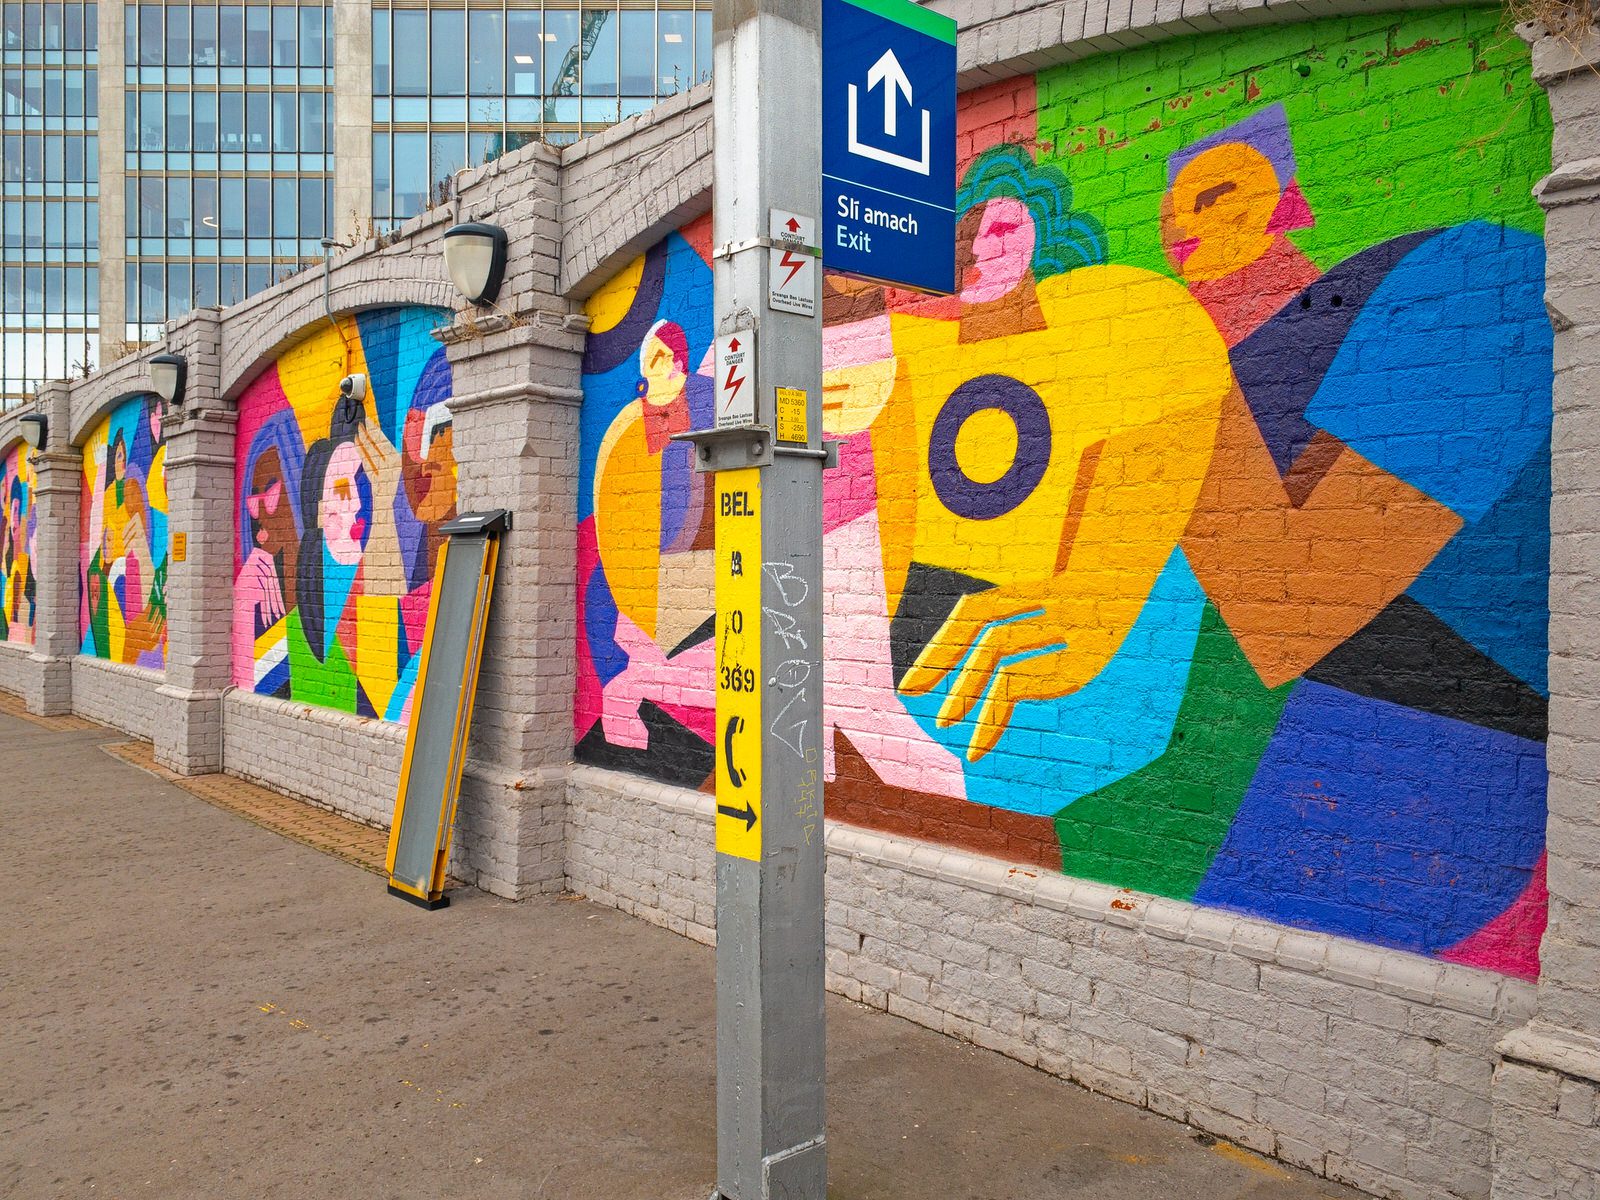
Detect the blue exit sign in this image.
<box><xmin>822</xmin><ymin>0</ymin><xmax>957</xmax><ymax>295</ymax></box>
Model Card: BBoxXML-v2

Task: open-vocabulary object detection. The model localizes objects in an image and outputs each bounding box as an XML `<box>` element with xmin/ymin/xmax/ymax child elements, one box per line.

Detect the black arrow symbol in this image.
<box><xmin>717</xmin><ymin>800</ymin><xmax>758</xmax><ymax>832</ymax></box>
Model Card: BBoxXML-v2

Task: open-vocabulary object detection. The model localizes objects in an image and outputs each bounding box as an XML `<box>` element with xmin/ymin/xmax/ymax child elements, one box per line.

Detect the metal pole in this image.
<box><xmin>709</xmin><ymin>0</ymin><xmax>826</xmax><ymax>1194</ymax></box>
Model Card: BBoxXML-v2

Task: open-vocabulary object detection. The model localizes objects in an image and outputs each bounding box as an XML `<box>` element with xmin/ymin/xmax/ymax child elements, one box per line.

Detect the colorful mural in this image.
<box><xmin>576</xmin><ymin>9</ymin><xmax>1553</xmax><ymax>977</ymax></box>
<box><xmin>1</xmin><ymin>441</ymin><xmax>36</xmax><ymax>645</ymax></box>
<box><xmin>232</xmin><ymin>307</ymin><xmax>456</xmax><ymax>723</ymax></box>
<box><xmin>80</xmin><ymin>395</ymin><xmax>168</xmax><ymax>666</ymax></box>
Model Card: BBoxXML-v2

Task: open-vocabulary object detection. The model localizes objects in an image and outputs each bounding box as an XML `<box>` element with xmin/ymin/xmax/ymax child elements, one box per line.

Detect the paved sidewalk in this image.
<box><xmin>1</xmin><ymin>709</ymin><xmax>1365</xmax><ymax>1200</ymax></box>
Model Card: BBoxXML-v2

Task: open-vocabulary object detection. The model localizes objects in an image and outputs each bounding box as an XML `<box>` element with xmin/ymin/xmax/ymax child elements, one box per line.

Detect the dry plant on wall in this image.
<box><xmin>1506</xmin><ymin>0</ymin><xmax>1598</xmax><ymax>37</ymax></box>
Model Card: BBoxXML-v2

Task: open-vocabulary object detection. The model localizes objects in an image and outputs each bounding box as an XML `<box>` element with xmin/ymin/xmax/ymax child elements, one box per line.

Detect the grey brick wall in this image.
<box><xmin>569</xmin><ymin>765</ymin><xmax>1534</xmax><ymax>1200</ymax></box>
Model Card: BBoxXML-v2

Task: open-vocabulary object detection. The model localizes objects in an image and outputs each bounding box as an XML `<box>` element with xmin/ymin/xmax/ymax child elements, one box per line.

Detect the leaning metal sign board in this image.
<box><xmin>822</xmin><ymin>0</ymin><xmax>956</xmax><ymax>295</ymax></box>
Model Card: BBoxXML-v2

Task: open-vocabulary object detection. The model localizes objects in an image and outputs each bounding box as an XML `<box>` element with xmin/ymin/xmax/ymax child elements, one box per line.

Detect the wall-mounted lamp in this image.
<box><xmin>442</xmin><ymin>222</ymin><xmax>508</xmax><ymax>306</ymax></box>
<box><xmin>149</xmin><ymin>353</ymin><xmax>187</xmax><ymax>409</ymax></box>
<box><xmin>18</xmin><ymin>413</ymin><xmax>47</xmax><ymax>455</ymax></box>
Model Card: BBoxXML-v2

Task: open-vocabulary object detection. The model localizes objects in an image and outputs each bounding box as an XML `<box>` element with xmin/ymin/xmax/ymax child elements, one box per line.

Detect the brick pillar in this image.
<box><xmin>16</xmin><ymin>382</ymin><xmax>80</xmax><ymax>715</ymax></box>
<box><xmin>434</xmin><ymin>310</ymin><xmax>586</xmax><ymax>898</ymax></box>
<box><xmin>1493</xmin><ymin>22</ymin><xmax>1600</xmax><ymax>1199</ymax></box>
<box><xmin>152</xmin><ymin>311</ymin><xmax>235</xmax><ymax>774</ymax></box>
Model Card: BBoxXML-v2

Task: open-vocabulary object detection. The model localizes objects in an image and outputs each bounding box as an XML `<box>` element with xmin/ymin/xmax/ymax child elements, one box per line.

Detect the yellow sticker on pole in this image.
<box><xmin>715</xmin><ymin>468</ymin><xmax>762</xmax><ymax>861</ymax></box>
<box><xmin>775</xmin><ymin>387</ymin><xmax>808</xmax><ymax>445</ymax></box>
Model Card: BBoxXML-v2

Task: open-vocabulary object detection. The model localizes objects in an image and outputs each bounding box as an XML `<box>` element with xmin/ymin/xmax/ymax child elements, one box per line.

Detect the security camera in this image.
<box><xmin>339</xmin><ymin>373</ymin><xmax>366</xmax><ymax>402</ymax></box>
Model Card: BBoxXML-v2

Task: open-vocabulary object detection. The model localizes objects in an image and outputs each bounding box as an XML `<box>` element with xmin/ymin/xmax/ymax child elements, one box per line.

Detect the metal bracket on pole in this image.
<box><xmin>671</xmin><ymin>425</ymin><xmax>776</xmax><ymax>474</ymax></box>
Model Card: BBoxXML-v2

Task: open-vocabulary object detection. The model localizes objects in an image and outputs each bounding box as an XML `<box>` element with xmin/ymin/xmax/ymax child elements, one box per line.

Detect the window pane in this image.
<box><xmin>299</xmin><ymin>91</ymin><xmax>323</xmax><ymax>153</ymax></box>
<box><xmin>272</xmin><ymin>91</ymin><xmax>296</xmax><ymax>151</ymax></box>
<box><xmin>392</xmin><ymin>10</ymin><xmax>424</xmax><ymax>95</ymax></box>
<box><xmin>167</xmin><ymin>92</ymin><xmax>191</xmax><ymax>152</ymax></box>
<box><xmin>218</xmin><ymin>5</ymin><xmax>242</xmax><ymax>65</ymax></box>
<box><xmin>139</xmin><ymin>176</ymin><xmax>163</xmax><ymax>236</ymax></box>
<box><xmin>167</xmin><ymin>175</ymin><xmax>191</xmax><ymax>234</ymax></box>
<box><xmin>244</xmin><ymin>5</ymin><xmax>269</xmax><ymax>65</ymax></box>
<box><xmin>299</xmin><ymin>177</ymin><xmax>322</xmax><ymax>236</ymax></box>
<box><xmin>246</xmin><ymin>90</ymin><xmax>268</xmax><ymax>150</ymax></box>
<box><xmin>468</xmin><ymin>9</ymin><xmax>502</xmax><ymax>96</ymax></box>
<box><xmin>581</xmin><ymin>8</ymin><xmax>616</xmax><ymax>96</ymax></box>
<box><xmin>193</xmin><ymin>91</ymin><xmax>216</xmax><ymax>152</ymax></box>
<box><xmin>392</xmin><ymin>130</ymin><xmax>426</xmax><ymax>218</ymax></box>
<box><xmin>245</xmin><ymin>262</ymin><xmax>270</xmax><ymax>297</ymax></box>
<box><xmin>695</xmin><ymin>11</ymin><xmax>710</xmax><ymax>85</ymax></box>
<box><xmin>220</xmin><ymin>175</ymin><xmax>243</xmax><ymax>236</ymax></box>
<box><xmin>273</xmin><ymin>176</ymin><xmax>294</xmax><ymax>236</ymax></box>
<box><xmin>193</xmin><ymin>5</ymin><xmax>216</xmax><ymax>64</ymax></box>
<box><xmin>194</xmin><ymin>176</ymin><xmax>217</xmax><ymax>236</ymax></box>
<box><xmin>245</xmin><ymin>175</ymin><xmax>269</xmax><ymax>235</ymax></box>
<box><xmin>139</xmin><ymin>3</ymin><xmax>162</xmax><ymax>64</ymax></box>
<box><xmin>506</xmin><ymin>10</ymin><xmax>539</xmax><ymax>96</ymax></box>
<box><xmin>83</xmin><ymin>1</ymin><xmax>94</xmax><ymax>50</ymax></box>
<box><xmin>299</xmin><ymin>6</ymin><xmax>322</xmax><ymax>68</ymax></box>
<box><xmin>167</xmin><ymin>262</ymin><xmax>190</xmax><ymax>318</ymax></box>
<box><xmin>219</xmin><ymin>262</ymin><xmax>243</xmax><ymax>305</ymax></box>
<box><xmin>544</xmin><ymin>9</ymin><xmax>578</xmax><ymax>98</ymax></box>
<box><xmin>430</xmin><ymin>9</ymin><xmax>464</xmax><ymax>96</ymax></box>
<box><xmin>218</xmin><ymin>90</ymin><xmax>243</xmax><ymax>149</ymax></box>
<box><xmin>140</xmin><ymin>91</ymin><xmax>164</xmax><ymax>150</ymax></box>
<box><xmin>166</xmin><ymin>5</ymin><xmax>189</xmax><ymax>65</ymax></box>
<box><xmin>620</xmin><ymin>11</ymin><xmax>652</xmax><ymax>96</ymax></box>
<box><xmin>659</xmin><ymin>11</ymin><xmax>691</xmax><ymax>96</ymax></box>
<box><xmin>43</xmin><ymin>1</ymin><xmax>61</xmax><ymax>50</ymax></box>
<box><xmin>371</xmin><ymin>9</ymin><xmax>389</xmax><ymax>93</ymax></box>
<box><xmin>429</xmin><ymin>130</ymin><xmax>464</xmax><ymax>193</ymax></box>
<box><xmin>7</xmin><ymin>6</ymin><xmax>26</xmax><ymax>51</ymax></box>
<box><xmin>272</xmin><ymin>5</ymin><xmax>294</xmax><ymax>66</ymax></box>
<box><xmin>194</xmin><ymin>262</ymin><xmax>217</xmax><ymax>308</ymax></box>
<box><xmin>372</xmin><ymin>131</ymin><xmax>390</xmax><ymax>217</ymax></box>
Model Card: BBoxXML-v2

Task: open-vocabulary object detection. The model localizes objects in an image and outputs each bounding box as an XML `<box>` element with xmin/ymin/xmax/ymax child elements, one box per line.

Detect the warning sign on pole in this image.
<box><xmin>715</xmin><ymin>331</ymin><xmax>757</xmax><ymax>429</ymax></box>
<box><xmin>768</xmin><ymin>210</ymin><xmax>818</xmax><ymax>317</ymax></box>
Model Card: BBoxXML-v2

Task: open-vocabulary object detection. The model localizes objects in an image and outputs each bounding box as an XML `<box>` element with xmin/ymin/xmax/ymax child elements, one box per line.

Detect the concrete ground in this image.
<box><xmin>1</xmin><ymin>710</ymin><xmax>1367</xmax><ymax>1200</ymax></box>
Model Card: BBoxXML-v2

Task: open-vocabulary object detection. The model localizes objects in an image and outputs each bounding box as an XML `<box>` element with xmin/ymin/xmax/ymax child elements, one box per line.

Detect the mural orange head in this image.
<box><xmin>1162</xmin><ymin>104</ymin><xmax>1315</xmax><ymax>284</ymax></box>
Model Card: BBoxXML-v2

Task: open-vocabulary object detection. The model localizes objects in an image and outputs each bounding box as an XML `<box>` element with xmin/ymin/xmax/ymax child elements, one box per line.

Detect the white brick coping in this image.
<box><xmin>1500</xmin><ymin>1022</ymin><xmax>1600</xmax><ymax>1084</ymax></box>
<box><xmin>72</xmin><ymin>654</ymin><xmax>163</xmax><ymax>684</ymax></box>
<box><xmin>569</xmin><ymin>764</ymin><xmax>1538</xmax><ymax>1023</ymax></box>
<box><xmin>0</xmin><ymin>638</ymin><xmax>32</xmax><ymax>659</ymax></box>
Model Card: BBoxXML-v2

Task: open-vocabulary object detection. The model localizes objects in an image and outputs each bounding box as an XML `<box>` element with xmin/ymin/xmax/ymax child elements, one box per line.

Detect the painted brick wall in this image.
<box><xmin>575</xmin><ymin>8</ymin><xmax>1554</xmax><ymax>979</ymax></box>
<box><xmin>1</xmin><ymin>440</ymin><xmax>37</xmax><ymax>645</ymax></box>
<box><xmin>232</xmin><ymin>306</ymin><xmax>455</xmax><ymax>723</ymax></box>
<box><xmin>78</xmin><ymin>393</ymin><xmax>168</xmax><ymax>670</ymax></box>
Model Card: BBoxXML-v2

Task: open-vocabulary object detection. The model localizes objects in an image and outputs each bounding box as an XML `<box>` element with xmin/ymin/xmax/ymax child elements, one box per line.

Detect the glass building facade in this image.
<box><xmin>371</xmin><ymin>1</ymin><xmax>711</xmax><ymax>224</ymax></box>
<box><xmin>2</xmin><ymin>2</ymin><xmax>100</xmax><ymax>405</ymax></box>
<box><xmin>0</xmin><ymin>0</ymin><xmax>713</xmax><ymax>409</ymax></box>
<box><xmin>122</xmin><ymin>2</ymin><xmax>336</xmax><ymax>342</ymax></box>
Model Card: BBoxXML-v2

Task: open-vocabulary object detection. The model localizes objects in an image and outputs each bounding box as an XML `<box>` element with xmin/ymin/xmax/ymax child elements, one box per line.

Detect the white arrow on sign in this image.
<box><xmin>867</xmin><ymin>50</ymin><xmax>912</xmax><ymax>137</ymax></box>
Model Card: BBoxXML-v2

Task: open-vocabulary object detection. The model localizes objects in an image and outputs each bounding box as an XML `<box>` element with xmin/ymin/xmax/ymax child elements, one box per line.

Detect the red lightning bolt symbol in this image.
<box><xmin>723</xmin><ymin>364</ymin><xmax>744</xmax><ymax>410</ymax></box>
<box><xmin>778</xmin><ymin>249</ymin><xmax>806</xmax><ymax>288</ymax></box>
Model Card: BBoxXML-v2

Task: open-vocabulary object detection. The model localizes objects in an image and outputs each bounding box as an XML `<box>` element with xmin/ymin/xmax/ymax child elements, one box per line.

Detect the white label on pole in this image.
<box><xmin>768</xmin><ymin>211</ymin><xmax>817</xmax><ymax>318</ymax></box>
<box><xmin>715</xmin><ymin>330</ymin><xmax>758</xmax><ymax>429</ymax></box>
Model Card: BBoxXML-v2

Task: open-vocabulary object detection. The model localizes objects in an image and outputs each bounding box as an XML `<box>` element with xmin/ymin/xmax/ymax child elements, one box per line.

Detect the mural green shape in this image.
<box><xmin>1055</xmin><ymin>605</ymin><xmax>1294</xmax><ymax>899</ymax></box>
<box><xmin>1037</xmin><ymin>7</ymin><xmax>1550</xmax><ymax>275</ymax></box>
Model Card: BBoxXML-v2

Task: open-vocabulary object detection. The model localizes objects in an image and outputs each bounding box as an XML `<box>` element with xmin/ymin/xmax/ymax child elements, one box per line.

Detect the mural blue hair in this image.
<box><xmin>955</xmin><ymin>143</ymin><xmax>1108</xmax><ymax>279</ymax></box>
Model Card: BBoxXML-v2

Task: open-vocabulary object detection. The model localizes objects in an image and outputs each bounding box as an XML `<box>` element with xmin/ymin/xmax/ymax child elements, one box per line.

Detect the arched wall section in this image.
<box><xmin>78</xmin><ymin>393</ymin><xmax>168</xmax><ymax>670</ymax></box>
<box><xmin>575</xmin><ymin>6</ymin><xmax>1554</xmax><ymax>976</ymax></box>
<box><xmin>0</xmin><ymin>440</ymin><xmax>38</xmax><ymax>646</ymax></box>
<box><xmin>231</xmin><ymin>305</ymin><xmax>457</xmax><ymax>723</ymax></box>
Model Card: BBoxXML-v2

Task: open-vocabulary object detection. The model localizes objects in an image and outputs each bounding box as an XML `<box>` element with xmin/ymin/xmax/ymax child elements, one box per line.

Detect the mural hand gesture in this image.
<box><xmin>355</xmin><ymin>421</ymin><xmax>406</xmax><ymax>595</ymax></box>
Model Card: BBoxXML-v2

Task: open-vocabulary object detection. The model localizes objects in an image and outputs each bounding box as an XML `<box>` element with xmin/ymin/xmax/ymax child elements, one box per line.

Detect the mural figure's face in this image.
<box><xmin>1165</xmin><ymin>143</ymin><xmax>1282</xmax><ymax>283</ymax></box>
<box><xmin>640</xmin><ymin>331</ymin><xmax>686</xmax><ymax>404</ymax></box>
<box><xmin>247</xmin><ymin>449</ymin><xmax>295</xmax><ymax>557</ymax></box>
<box><xmin>112</xmin><ymin>440</ymin><xmax>127</xmax><ymax>482</ymax></box>
<box><xmin>958</xmin><ymin>197</ymin><xmax>1036</xmax><ymax>305</ymax></box>
<box><xmin>321</xmin><ymin>440</ymin><xmax>367</xmax><ymax>566</ymax></box>
<box><xmin>408</xmin><ymin>425</ymin><xmax>458</xmax><ymax>526</ymax></box>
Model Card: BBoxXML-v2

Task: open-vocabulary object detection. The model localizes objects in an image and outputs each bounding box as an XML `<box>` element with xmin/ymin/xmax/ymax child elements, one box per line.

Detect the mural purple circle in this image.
<box><xmin>927</xmin><ymin>374</ymin><xmax>1052</xmax><ymax>521</ymax></box>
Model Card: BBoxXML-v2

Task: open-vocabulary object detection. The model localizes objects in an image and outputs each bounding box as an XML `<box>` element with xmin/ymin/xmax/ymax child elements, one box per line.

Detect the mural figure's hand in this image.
<box><xmin>246</xmin><ymin>552</ymin><xmax>287</xmax><ymax>626</ymax></box>
<box><xmin>355</xmin><ymin>422</ymin><xmax>406</xmax><ymax>595</ymax></box>
<box><xmin>898</xmin><ymin>579</ymin><xmax>1139</xmax><ymax>763</ymax></box>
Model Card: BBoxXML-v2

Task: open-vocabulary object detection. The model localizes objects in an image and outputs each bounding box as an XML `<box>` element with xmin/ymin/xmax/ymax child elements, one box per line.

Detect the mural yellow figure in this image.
<box><xmin>884</xmin><ymin>265</ymin><xmax>1233</xmax><ymax>760</ymax></box>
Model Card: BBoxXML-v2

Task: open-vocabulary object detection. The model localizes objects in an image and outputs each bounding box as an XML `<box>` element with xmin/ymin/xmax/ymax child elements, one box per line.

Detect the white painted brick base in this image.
<box><xmin>567</xmin><ymin>764</ymin><xmax>1536</xmax><ymax>1200</ymax></box>
<box><xmin>71</xmin><ymin>657</ymin><xmax>163</xmax><ymax>740</ymax></box>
